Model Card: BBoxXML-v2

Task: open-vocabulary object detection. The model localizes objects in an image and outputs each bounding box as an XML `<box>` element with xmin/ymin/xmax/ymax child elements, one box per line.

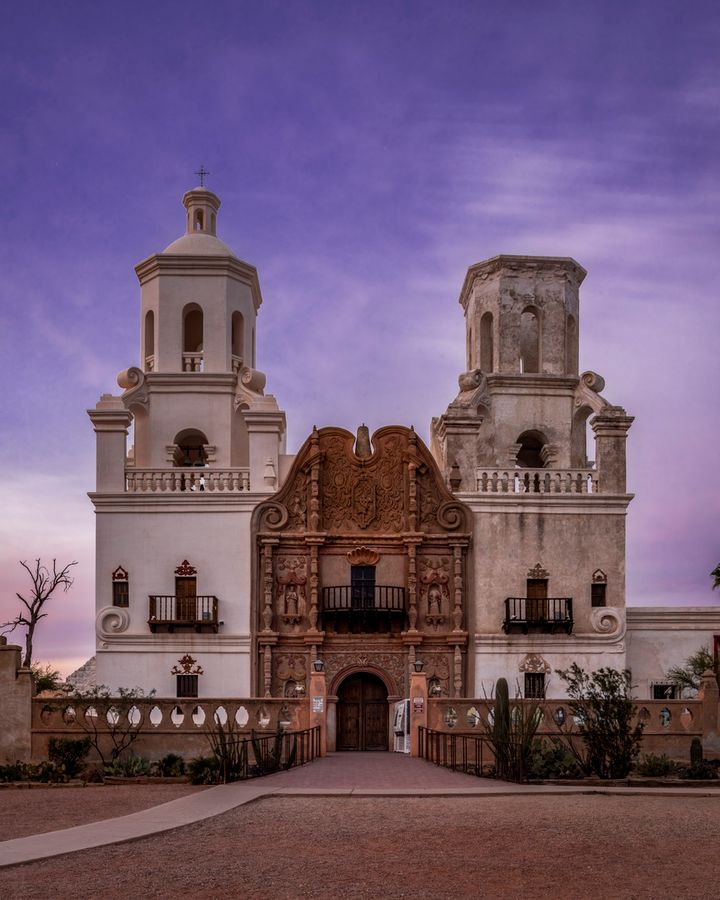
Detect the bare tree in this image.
<box><xmin>2</xmin><ymin>559</ymin><xmax>78</xmax><ymax>667</ymax></box>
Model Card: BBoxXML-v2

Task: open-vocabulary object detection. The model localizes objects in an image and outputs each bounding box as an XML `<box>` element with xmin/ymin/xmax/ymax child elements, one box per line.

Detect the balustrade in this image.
<box><xmin>148</xmin><ymin>595</ymin><xmax>219</xmax><ymax>632</ymax></box>
<box><xmin>125</xmin><ymin>468</ymin><xmax>250</xmax><ymax>492</ymax></box>
<box><xmin>182</xmin><ymin>351</ymin><xmax>204</xmax><ymax>372</ymax></box>
<box><xmin>476</xmin><ymin>468</ymin><xmax>597</xmax><ymax>494</ymax></box>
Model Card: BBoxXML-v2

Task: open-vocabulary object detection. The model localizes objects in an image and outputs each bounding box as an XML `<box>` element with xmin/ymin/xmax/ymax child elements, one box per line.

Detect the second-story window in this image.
<box><xmin>112</xmin><ymin>566</ymin><xmax>129</xmax><ymax>607</ymax></box>
<box><xmin>592</xmin><ymin>570</ymin><xmax>607</xmax><ymax>607</ymax></box>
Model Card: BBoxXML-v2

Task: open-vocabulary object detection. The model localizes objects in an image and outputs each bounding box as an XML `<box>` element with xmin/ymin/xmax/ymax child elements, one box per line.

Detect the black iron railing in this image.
<box><xmin>502</xmin><ymin>597</ymin><xmax>573</xmax><ymax>634</ymax></box>
<box><xmin>419</xmin><ymin>727</ymin><xmax>493</xmax><ymax>778</ymax></box>
<box><xmin>321</xmin><ymin>585</ymin><xmax>406</xmax><ymax>612</ymax></box>
<box><xmin>148</xmin><ymin>595</ymin><xmax>219</xmax><ymax>632</ymax></box>
<box><xmin>212</xmin><ymin>726</ymin><xmax>322</xmax><ymax>782</ymax></box>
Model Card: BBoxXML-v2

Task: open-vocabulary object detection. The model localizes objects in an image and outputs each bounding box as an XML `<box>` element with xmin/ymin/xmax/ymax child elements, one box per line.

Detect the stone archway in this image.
<box><xmin>336</xmin><ymin>671</ymin><xmax>389</xmax><ymax>751</ymax></box>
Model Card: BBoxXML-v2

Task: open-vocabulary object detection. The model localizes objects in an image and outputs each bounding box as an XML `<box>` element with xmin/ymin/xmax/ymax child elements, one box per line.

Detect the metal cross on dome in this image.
<box><xmin>195</xmin><ymin>165</ymin><xmax>210</xmax><ymax>187</ymax></box>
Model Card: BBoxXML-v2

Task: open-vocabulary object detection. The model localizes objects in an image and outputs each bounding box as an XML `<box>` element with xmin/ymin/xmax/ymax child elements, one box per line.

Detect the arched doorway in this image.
<box><xmin>336</xmin><ymin>672</ymin><xmax>389</xmax><ymax>751</ymax></box>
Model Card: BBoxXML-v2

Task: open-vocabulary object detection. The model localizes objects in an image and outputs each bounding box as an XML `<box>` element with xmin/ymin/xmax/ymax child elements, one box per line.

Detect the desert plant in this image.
<box><xmin>187</xmin><ymin>756</ymin><xmax>220</xmax><ymax>785</ymax></box>
<box><xmin>204</xmin><ymin>713</ymin><xmax>249</xmax><ymax>783</ymax></box>
<box><xmin>48</xmin><ymin>737</ymin><xmax>91</xmax><ymax>778</ymax></box>
<box><xmin>691</xmin><ymin>737</ymin><xmax>703</xmax><ymax>768</ymax></box>
<box><xmin>250</xmin><ymin>728</ymin><xmax>286</xmax><ymax>776</ymax></box>
<box><xmin>556</xmin><ymin>664</ymin><xmax>644</xmax><ymax>779</ymax></box>
<box><xmin>61</xmin><ymin>686</ymin><xmax>155</xmax><ymax>766</ymax></box>
<box><xmin>527</xmin><ymin>738</ymin><xmax>584</xmax><ymax>779</ymax></box>
<box><xmin>479</xmin><ymin>678</ymin><xmax>543</xmax><ymax>782</ymax></box>
<box><xmin>104</xmin><ymin>753</ymin><xmax>152</xmax><ymax>777</ymax></box>
<box><xmin>635</xmin><ymin>753</ymin><xmax>678</xmax><ymax>777</ymax></box>
<box><xmin>681</xmin><ymin>737</ymin><xmax>717</xmax><ymax>779</ymax></box>
<box><xmin>155</xmin><ymin>753</ymin><xmax>186</xmax><ymax>777</ymax></box>
<box><xmin>666</xmin><ymin>647</ymin><xmax>715</xmax><ymax>695</ymax></box>
<box><xmin>31</xmin><ymin>663</ymin><xmax>64</xmax><ymax>693</ymax></box>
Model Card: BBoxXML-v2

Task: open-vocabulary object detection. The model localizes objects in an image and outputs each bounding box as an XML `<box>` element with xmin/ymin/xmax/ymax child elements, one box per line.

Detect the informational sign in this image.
<box><xmin>413</xmin><ymin>697</ymin><xmax>424</xmax><ymax>715</ymax></box>
<box><xmin>312</xmin><ymin>696</ymin><xmax>324</xmax><ymax>713</ymax></box>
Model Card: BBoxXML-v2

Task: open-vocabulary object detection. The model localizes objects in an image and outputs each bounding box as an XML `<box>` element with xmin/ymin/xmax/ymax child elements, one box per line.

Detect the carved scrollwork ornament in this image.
<box><xmin>96</xmin><ymin>606</ymin><xmax>130</xmax><ymax>639</ymax></box>
<box><xmin>590</xmin><ymin>607</ymin><xmax>623</xmax><ymax>636</ymax></box>
<box><xmin>436</xmin><ymin>501</ymin><xmax>465</xmax><ymax>531</ymax></box>
<box><xmin>581</xmin><ymin>371</ymin><xmax>606</xmax><ymax>394</ymax></box>
<box><xmin>260</xmin><ymin>501</ymin><xmax>289</xmax><ymax>531</ymax></box>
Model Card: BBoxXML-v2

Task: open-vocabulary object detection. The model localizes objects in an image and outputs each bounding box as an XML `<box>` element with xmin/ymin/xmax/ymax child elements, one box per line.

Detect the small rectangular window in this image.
<box><xmin>177</xmin><ymin>674</ymin><xmax>198</xmax><ymax>698</ymax></box>
<box><xmin>651</xmin><ymin>683</ymin><xmax>678</xmax><ymax>700</ymax></box>
<box><xmin>112</xmin><ymin>580</ymin><xmax>129</xmax><ymax>607</ymax></box>
<box><xmin>524</xmin><ymin>673</ymin><xmax>545</xmax><ymax>699</ymax></box>
<box><xmin>591</xmin><ymin>582</ymin><xmax>607</xmax><ymax>607</ymax></box>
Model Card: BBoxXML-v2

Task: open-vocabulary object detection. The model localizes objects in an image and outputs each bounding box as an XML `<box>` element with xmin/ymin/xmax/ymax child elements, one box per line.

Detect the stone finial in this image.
<box><xmin>354</xmin><ymin>424</ymin><xmax>372</xmax><ymax>459</ymax></box>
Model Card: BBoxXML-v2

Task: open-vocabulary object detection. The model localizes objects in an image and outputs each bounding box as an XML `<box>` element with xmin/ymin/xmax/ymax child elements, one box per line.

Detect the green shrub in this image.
<box><xmin>635</xmin><ymin>753</ymin><xmax>678</xmax><ymax>777</ymax></box>
<box><xmin>528</xmin><ymin>739</ymin><xmax>583</xmax><ymax>779</ymax></box>
<box><xmin>48</xmin><ymin>737</ymin><xmax>91</xmax><ymax>778</ymax></box>
<box><xmin>0</xmin><ymin>761</ymin><xmax>31</xmax><ymax>782</ymax></box>
<box><xmin>104</xmin><ymin>753</ymin><xmax>152</xmax><ymax>777</ymax></box>
<box><xmin>681</xmin><ymin>762</ymin><xmax>718</xmax><ymax>780</ymax></box>
<box><xmin>188</xmin><ymin>756</ymin><xmax>220</xmax><ymax>785</ymax></box>
<box><xmin>154</xmin><ymin>753</ymin><xmax>186</xmax><ymax>777</ymax></box>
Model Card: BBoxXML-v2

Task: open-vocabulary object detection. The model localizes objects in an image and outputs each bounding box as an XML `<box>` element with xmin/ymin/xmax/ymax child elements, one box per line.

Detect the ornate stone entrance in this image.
<box><xmin>336</xmin><ymin>672</ymin><xmax>389</xmax><ymax>751</ymax></box>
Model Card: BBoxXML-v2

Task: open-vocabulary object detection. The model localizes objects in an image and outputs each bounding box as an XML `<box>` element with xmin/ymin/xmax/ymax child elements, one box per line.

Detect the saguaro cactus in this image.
<box><xmin>493</xmin><ymin>677</ymin><xmax>511</xmax><ymax>779</ymax></box>
<box><xmin>690</xmin><ymin>736</ymin><xmax>703</xmax><ymax>768</ymax></box>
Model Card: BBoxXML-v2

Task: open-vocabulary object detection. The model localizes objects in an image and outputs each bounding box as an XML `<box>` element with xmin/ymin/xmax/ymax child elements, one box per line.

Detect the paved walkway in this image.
<box><xmin>3</xmin><ymin>752</ymin><xmax>720</xmax><ymax>869</ymax></box>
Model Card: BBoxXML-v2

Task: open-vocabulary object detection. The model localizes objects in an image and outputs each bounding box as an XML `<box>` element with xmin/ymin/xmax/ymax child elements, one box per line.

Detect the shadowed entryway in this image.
<box><xmin>336</xmin><ymin>672</ymin><xmax>389</xmax><ymax>751</ymax></box>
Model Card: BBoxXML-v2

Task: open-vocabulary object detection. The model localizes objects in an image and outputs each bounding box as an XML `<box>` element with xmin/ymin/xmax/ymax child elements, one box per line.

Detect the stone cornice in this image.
<box><xmin>626</xmin><ymin>607</ymin><xmax>720</xmax><ymax>630</ymax></box>
<box><xmin>473</xmin><ymin>633</ymin><xmax>625</xmax><ymax>652</ymax></box>
<box><xmin>142</xmin><ymin>373</ymin><xmax>238</xmax><ymax>395</ymax></box>
<box><xmin>134</xmin><ymin>253</ymin><xmax>263</xmax><ymax>311</ymax></box>
<box><xmin>459</xmin><ymin>255</ymin><xmax>586</xmax><ymax>311</ymax></box>
<box><xmin>485</xmin><ymin>374</ymin><xmax>579</xmax><ymax>395</ymax></box>
<box><xmin>456</xmin><ymin>492</ymin><xmax>634</xmax><ymax>514</ymax></box>
<box><xmin>88</xmin><ymin>493</ymin><xmax>269</xmax><ymax>512</ymax></box>
<box><xmin>97</xmin><ymin>634</ymin><xmax>252</xmax><ymax>650</ymax></box>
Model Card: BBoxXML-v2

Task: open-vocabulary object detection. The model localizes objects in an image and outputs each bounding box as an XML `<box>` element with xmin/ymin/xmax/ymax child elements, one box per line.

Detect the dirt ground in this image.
<box><xmin>2</xmin><ymin>794</ymin><xmax>720</xmax><ymax>899</ymax></box>
<box><xmin>0</xmin><ymin>785</ymin><xmax>205</xmax><ymax>841</ymax></box>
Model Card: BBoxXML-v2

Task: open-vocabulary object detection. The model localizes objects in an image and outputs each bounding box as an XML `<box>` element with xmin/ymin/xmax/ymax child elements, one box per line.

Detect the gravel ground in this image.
<box><xmin>0</xmin><ymin>785</ymin><xmax>205</xmax><ymax>841</ymax></box>
<box><xmin>2</xmin><ymin>794</ymin><xmax>720</xmax><ymax>899</ymax></box>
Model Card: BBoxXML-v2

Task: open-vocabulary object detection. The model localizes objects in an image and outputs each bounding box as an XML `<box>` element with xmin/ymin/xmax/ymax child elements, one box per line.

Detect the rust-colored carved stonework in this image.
<box><xmin>253</xmin><ymin>425</ymin><xmax>471</xmax><ymax>743</ymax></box>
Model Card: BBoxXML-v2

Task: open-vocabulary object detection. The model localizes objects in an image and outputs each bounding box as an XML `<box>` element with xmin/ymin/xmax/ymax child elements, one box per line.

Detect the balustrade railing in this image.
<box><xmin>476</xmin><ymin>468</ymin><xmax>597</xmax><ymax>494</ymax></box>
<box><xmin>503</xmin><ymin>597</ymin><xmax>573</xmax><ymax>634</ymax></box>
<box><xmin>149</xmin><ymin>595</ymin><xmax>219</xmax><ymax>631</ymax></box>
<box><xmin>126</xmin><ymin>468</ymin><xmax>250</xmax><ymax>492</ymax></box>
<box><xmin>182</xmin><ymin>351</ymin><xmax>204</xmax><ymax>372</ymax></box>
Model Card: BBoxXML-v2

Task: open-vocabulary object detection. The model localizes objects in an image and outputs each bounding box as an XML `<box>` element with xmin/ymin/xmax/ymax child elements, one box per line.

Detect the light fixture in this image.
<box><xmin>312</xmin><ymin>658</ymin><xmax>325</xmax><ymax>673</ymax></box>
<box><xmin>413</xmin><ymin>658</ymin><xmax>424</xmax><ymax>673</ymax></box>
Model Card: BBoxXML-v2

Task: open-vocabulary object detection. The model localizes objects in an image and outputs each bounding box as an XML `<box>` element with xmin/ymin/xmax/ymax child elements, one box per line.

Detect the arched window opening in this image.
<box><xmin>566</xmin><ymin>315</ymin><xmax>578</xmax><ymax>374</ymax></box>
<box><xmin>194</xmin><ymin>209</ymin><xmax>204</xmax><ymax>231</ymax></box>
<box><xmin>210</xmin><ymin>212</ymin><xmax>216</xmax><ymax>233</ymax></box>
<box><xmin>516</xmin><ymin>430</ymin><xmax>547</xmax><ymax>468</ymax></box>
<box><xmin>144</xmin><ymin>310</ymin><xmax>155</xmax><ymax>369</ymax></box>
<box><xmin>571</xmin><ymin>406</ymin><xmax>593</xmax><ymax>467</ymax></box>
<box><xmin>480</xmin><ymin>312</ymin><xmax>494</xmax><ymax>372</ymax></box>
<box><xmin>520</xmin><ymin>307</ymin><xmax>540</xmax><ymax>373</ymax></box>
<box><xmin>232</xmin><ymin>311</ymin><xmax>244</xmax><ymax>360</ymax></box>
<box><xmin>183</xmin><ymin>306</ymin><xmax>204</xmax><ymax>352</ymax></box>
<box><xmin>252</xmin><ymin>326</ymin><xmax>256</xmax><ymax>366</ymax></box>
<box><xmin>172</xmin><ymin>429</ymin><xmax>209</xmax><ymax>468</ymax></box>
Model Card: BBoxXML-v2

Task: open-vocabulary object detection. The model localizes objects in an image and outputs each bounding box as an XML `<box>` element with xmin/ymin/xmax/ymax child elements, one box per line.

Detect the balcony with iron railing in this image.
<box><xmin>148</xmin><ymin>595</ymin><xmax>220</xmax><ymax>633</ymax></box>
<box><xmin>321</xmin><ymin>585</ymin><xmax>406</xmax><ymax>632</ymax></box>
<box><xmin>476</xmin><ymin>468</ymin><xmax>597</xmax><ymax>494</ymax></box>
<box><xmin>502</xmin><ymin>597</ymin><xmax>573</xmax><ymax>635</ymax></box>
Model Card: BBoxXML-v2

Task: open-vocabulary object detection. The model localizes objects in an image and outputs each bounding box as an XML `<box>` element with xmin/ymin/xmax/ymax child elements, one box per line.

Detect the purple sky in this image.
<box><xmin>1</xmin><ymin>1</ymin><xmax>719</xmax><ymax>675</ymax></box>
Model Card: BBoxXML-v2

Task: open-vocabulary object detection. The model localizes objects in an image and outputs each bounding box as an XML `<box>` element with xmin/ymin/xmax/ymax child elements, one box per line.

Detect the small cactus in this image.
<box><xmin>690</xmin><ymin>736</ymin><xmax>703</xmax><ymax>768</ymax></box>
<box><xmin>494</xmin><ymin>678</ymin><xmax>511</xmax><ymax>778</ymax></box>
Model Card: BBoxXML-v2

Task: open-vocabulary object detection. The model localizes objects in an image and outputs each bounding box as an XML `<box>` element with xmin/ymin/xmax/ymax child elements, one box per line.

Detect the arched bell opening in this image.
<box><xmin>172</xmin><ymin>428</ymin><xmax>209</xmax><ymax>468</ymax></box>
<box><xmin>515</xmin><ymin>429</ymin><xmax>548</xmax><ymax>468</ymax></box>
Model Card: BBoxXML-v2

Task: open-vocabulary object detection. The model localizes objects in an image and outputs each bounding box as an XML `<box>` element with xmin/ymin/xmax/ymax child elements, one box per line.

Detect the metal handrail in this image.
<box><xmin>321</xmin><ymin>585</ymin><xmax>406</xmax><ymax>612</ymax></box>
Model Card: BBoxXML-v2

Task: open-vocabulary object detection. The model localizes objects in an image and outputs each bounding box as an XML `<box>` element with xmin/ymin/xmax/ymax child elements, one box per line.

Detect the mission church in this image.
<box><xmin>87</xmin><ymin>184</ymin><xmax>719</xmax><ymax>751</ymax></box>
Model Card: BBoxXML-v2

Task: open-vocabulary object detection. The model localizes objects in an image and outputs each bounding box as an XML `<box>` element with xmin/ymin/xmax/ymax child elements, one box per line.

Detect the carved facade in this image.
<box><xmin>254</xmin><ymin>426</ymin><xmax>471</xmax><ymax>701</ymax></box>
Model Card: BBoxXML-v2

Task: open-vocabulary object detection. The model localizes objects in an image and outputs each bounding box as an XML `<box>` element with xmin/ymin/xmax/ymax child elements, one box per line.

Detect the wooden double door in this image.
<box><xmin>337</xmin><ymin>673</ymin><xmax>389</xmax><ymax>751</ymax></box>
